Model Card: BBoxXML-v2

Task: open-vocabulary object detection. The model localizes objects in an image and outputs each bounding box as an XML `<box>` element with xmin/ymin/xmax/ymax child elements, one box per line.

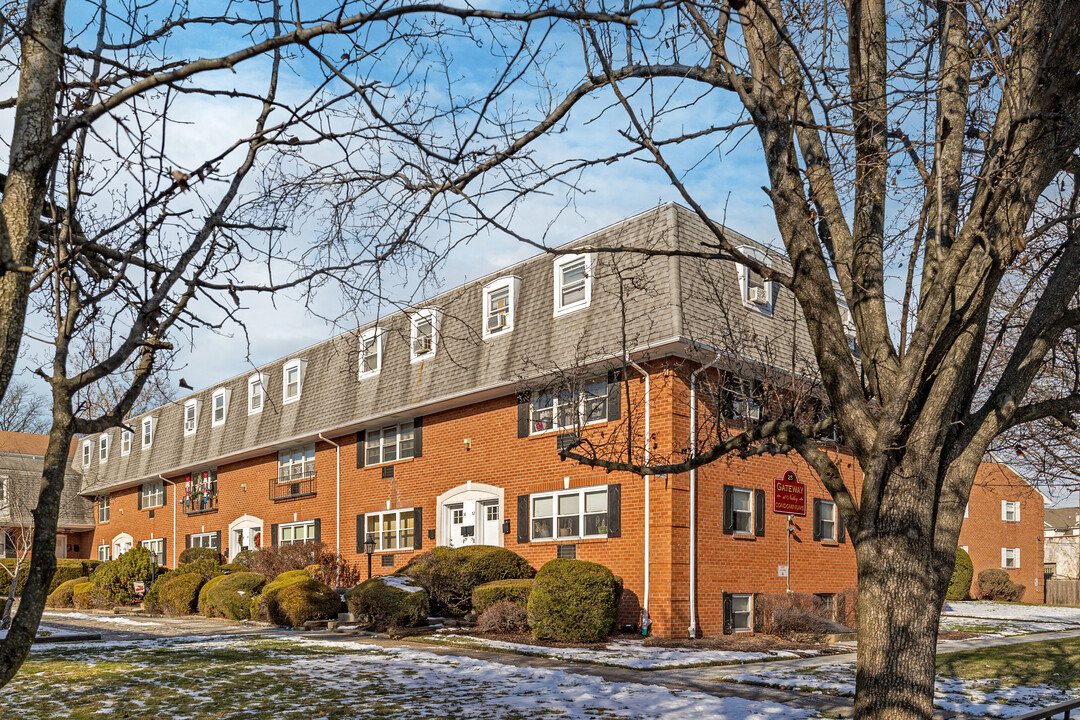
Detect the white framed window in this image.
<box><xmin>553</xmin><ymin>253</ymin><xmax>594</xmax><ymax>317</ymax></box>
<box><xmin>964</xmin><ymin>503</ymin><xmax>969</xmax><ymax>519</ymax></box>
<box><xmin>410</xmin><ymin>308</ymin><xmax>440</xmax><ymax>362</ymax></box>
<box><xmin>0</xmin><ymin>476</ymin><xmax>6</xmax><ymax>506</ymax></box>
<box><xmin>723</xmin><ymin>375</ymin><xmax>762</xmax><ymax>422</ymax></box>
<box><xmin>1002</xmin><ymin>500</ymin><xmax>1020</xmax><ymax>522</ymax></box>
<box><xmin>82</xmin><ymin>441</ymin><xmax>92</xmax><ymax>467</ymax></box>
<box><xmin>183</xmin><ymin>399</ymin><xmax>201</xmax><ymax>436</ymax></box>
<box><xmin>530</xmin><ymin>378</ymin><xmax>611</xmax><ymax>434</ymax></box>
<box><xmin>279</xmin><ymin>521</ymin><xmax>316</xmax><ymax>546</ymax></box>
<box><xmin>819</xmin><ymin>500</ymin><xmax>837</xmax><ymax>541</ymax></box>
<box><xmin>1002</xmin><ymin>547</ymin><xmax>1020</xmax><ymax>569</ymax></box>
<box><xmin>483</xmin><ymin>277</ymin><xmax>521</xmax><ymax>337</ymax></box>
<box><xmin>142</xmin><ymin>416</ymin><xmax>157</xmax><ymax>449</ymax></box>
<box><xmin>121</xmin><ymin>429</ymin><xmax>132</xmax><ymax>456</ymax></box>
<box><xmin>365</xmin><ymin>509</ymin><xmax>415</xmax><ymax>552</ymax></box>
<box><xmin>278</xmin><ymin>446</ymin><xmax>316</xmax><ymax>482</ymax></box>
<box><xmin>97</xmin><ymin>544</ymin><xmax>111</xmax><ymax>562</ymax></box>
<box><xmin>530</xmin><ymin>486</ymin><xmax>608</xmax><ymax>541</ymax></box>
<box><xmin>283</xmin><ymin>359</ymin><xmax>306</xmax><ymax>404</ymax></box>
<box><xmin>359</xmin><ymin>327</ymin><xmax>382</xmax><ymax>378</ymax></box>
<box><xmin>141</xmin><ymin>538</ymin><xmax>165</xmax><ymax>566</ymax></box>
<box><xmin>98</xmin><ymin>434</ymin><xmax>109</xmax><ymax>463</ymax></box>
<box><xmin>730</xmin><ymin>594</ymin><xmax>753</xmax><ymax>632</ymax></box>
<box><xmin>190</xmin><ymin>532</ymin><xmax>218</xmax><ymax>550</ymax></box>
<box><xmin>98</xmin><ymin>496</ymin><xmax>110</xmax><ymax>524</ymax></box>
<box><xmin>731</xmin><ymin>487</ymin><xmax>753</xmax><ymax>534</ymax></box>
<box><xmin>211</xmin><ymin>388</ymin><xmax>231</xmax><ymax>427</ymax></box>
<box><xmin>736</xmin><ymin>245</ymin><xmax>774</xmax><ymax>312</ymax></box>
<box><xmin>141</xmin><ymin>479</ymin><xmax>164</xmax><ymax>509</ymax></box>
<box><xmin>248</xmin><ymin>373</ymin><xmax>267</xmax><ymax>414</ymax></box>
<box><xmin>366</xmin><ymin>422</ymin><xmax>415</xmax><ymax>465</ymax></box>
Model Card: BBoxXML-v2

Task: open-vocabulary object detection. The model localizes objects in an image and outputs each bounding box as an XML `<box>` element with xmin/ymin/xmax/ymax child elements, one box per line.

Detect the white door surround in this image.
<box><xmin>111</xmin><ymin>532</ymin><xmax>133</xmax><ymax>558</ymax></box>
<box><xmin>228</xmin><ymin>514</ymin><xmax>263</xmax><ymax>559</ymax></box>
<box><xmin>436</xmin><ymin>482</ymin><xmax>505</xmax><ymax>548</ymax></box>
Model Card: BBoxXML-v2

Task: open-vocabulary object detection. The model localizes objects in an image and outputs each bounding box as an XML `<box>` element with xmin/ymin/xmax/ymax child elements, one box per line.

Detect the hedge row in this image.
<box><xmin>0</xmin><ymin>559</ymin><xmax>104</xmax><ymax>597</ymax></box>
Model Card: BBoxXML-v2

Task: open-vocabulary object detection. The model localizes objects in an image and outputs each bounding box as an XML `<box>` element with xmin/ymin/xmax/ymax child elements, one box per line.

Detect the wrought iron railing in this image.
<box><xmin>270</xmin><ymin>472</ymin><xmax>316</xmax><ymax>501</ymax></box>
<box><xmin>1008</xmin><ymin>699</ymin><xmax>1080</xmax><ymax>720</ymax></box>
<box><xmin>183</xmin><ymin>493</ymin><xmax>218</xmax><ymax>515</ymax></box>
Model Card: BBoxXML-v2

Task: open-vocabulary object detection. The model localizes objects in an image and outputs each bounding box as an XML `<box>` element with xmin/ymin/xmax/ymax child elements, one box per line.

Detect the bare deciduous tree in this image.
<box><xmin>0</xmin><ymin>381</ymin><xmax>48</xmax><ymax>434</ymax></box>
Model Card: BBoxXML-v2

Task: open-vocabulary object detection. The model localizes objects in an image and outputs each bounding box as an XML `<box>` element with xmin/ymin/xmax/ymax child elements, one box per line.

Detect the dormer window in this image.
<box><xmin>183</xmin><ymin>399</ymin><xmax>201</xmax><ymax>436</ymax></box>
<box><xmin>248</xmin><ymin>374</ymin><xmax>267</xmax><ymax>414</ymax></box>
<box><xmin>359</xmin><ymin>328</ymin><xmax>382</xmax><ymax>378</ymax></box>
<box><xmin>82</xmin><ymin>441</ymin><xmax>92</xmax><ymax>467</ymax></box>
<box><xmin>283</xmin><ymin>359</ymin><xmax>306</xmax><ymax>404</ymax></box>
<box><xmin>121</xmin><ymin>429</ymin><xmax>132</xmax><ymax>456</ymax></box>
<box><xmin>410</xmin><ymin>309</ymin><xmax>440</xmax><ymax>362</ymax></box>
<box><xmin>483</xmin><ymin>277</ymin><xmax>520</xmax><ymax>338</ymax></box>
<box><xmin>142</xmin><ymin>416</ymin><xmax>156</xmax><ymax>449</ymax></box>
<box><xmin>554</xmin><ymin>254</ymin><xmax>594</xmax><ymax>317</ymax></box>
<box><xmin>736</xmin><ymin>245</ymin><xmax>774</xmax><ymax>313</ymax></box>
<box><xmin>98</xmin><ymin>434</ymin><xmax>109</xmax><ymax>463</ymax></box>
<box><xmin>211</xmin><ymin>388</ymin><xmax>231</xmax><ymax>427</ymax></box>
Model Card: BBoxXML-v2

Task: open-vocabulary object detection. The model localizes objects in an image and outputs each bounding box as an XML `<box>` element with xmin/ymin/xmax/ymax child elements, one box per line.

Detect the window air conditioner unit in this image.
<box><xmin>487</xmin><ymin>313</ymin><xmax>507</xmax><ymax>332</ymax></box>
<box><xmin>734</xmin><ymin>399</ymin><xmax>762</xmax><ymax>421</ymax></box>
<box><xmin>413</xmin><ymin>335</ymin><xmax>432</xmax><ymax>354</ymax></box>
<box><xmin>749</xmin><ymin>287</ymin><xmax>769</xmax><ymax>305</ymax></box>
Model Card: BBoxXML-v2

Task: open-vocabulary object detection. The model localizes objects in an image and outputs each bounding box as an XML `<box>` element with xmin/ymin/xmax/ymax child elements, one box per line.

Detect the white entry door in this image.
<box><xmin>231</xmin><ymin>525</ymin><xmax>262</xmax><ymax>557</ymax></box>
<box><xmin>446</xmin><ymin>502</ymin><xmax>477</xmax><ymax>548</ymax></box>
<box><xmin>478</xmin><ymin>501</ymin><xmax>501</xmax><ymax>545</ymax></box>
<box><xmin>55</xmin><ymin>534</ymin><xmax>67</xmax><ymax>559</ymax></box>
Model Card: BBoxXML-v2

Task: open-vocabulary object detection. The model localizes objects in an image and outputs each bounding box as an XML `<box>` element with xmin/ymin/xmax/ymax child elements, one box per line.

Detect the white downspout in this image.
<box><xmin>319</xmin><ymin>433</ymin><xmax>341</xmax><ymax>586</ymax></box>
<box><xmin>689</xmin><ymin>356</ymin><xmax>722</xmax><ymax>638</ymax></box>
<box><xmin>626</xmin><ymin>357</ymin><xmax>651</xmax><ymax>634</ymax></box>
<box><xmin>159</xmin><ymin>475</ymin><xmax>176</xmax><ymax>568</ymax></box>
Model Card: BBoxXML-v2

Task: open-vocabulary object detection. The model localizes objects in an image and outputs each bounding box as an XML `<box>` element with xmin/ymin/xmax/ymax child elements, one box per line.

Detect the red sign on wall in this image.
<box><xmin>773</xmin><ymin>470</ymin><xmax>806</xmax><ymax>516</ymax></box>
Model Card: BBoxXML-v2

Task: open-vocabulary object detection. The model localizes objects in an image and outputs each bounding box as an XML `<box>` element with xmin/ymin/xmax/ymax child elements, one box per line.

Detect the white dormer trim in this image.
<box><xmin>82</xmin><ymin>440</ymin><xmax>93</xmax><ymax>468</ymax></box>
<box><xmin>483</xmin><ymin>276</ymin><xmax>521</xmax><ymax>338</ymax></box>
<box><xmin>120</xmin><ymin>428</ymin><xmax>132</xmax><ymax>456</ymax></box>
<box><xmin>553</xmin><ymin>254</ymin><xmax>594</xmax><ymax>317</ymax></box>
<box><xmin>359</xmin><ymin>327</ymin><xmax>383</xmax><ymax>379</ymax></box>
<box><xmin>98</xmin><ymin>434</ymin><xmax>109</xmax><ymax>463</ymax></box>
<box><xmin>141</xmin><ymin>416</ymin><xmax>157</xmax><ymax>449</ymax></box>
<box><xmin>283</xmin><ymin>359</ymin><xmax>307</xmax><ymax>404</ymax></box>
<box><xmin>211</xmin><ymin>388</ymin><xmax>232</xmax><ymax>427</ymax></box>
<box><xmin>183</xmin><ymin>399</ymin><xmax>201</xmax><ymax>436</ymax></box>
<box><xmin>248</xmin><ymin>373</ymin><xmax>268</xmax><ymax>415</ymax></box>
<box><xmin>410</xmin><ymin>308</ymin><xmax>441</xmax><ymax>363</ymax></box>
<box><xmin>736</xmin><ymin>245</ymin><xmax>775</xmax><ymax>315</ymax></box>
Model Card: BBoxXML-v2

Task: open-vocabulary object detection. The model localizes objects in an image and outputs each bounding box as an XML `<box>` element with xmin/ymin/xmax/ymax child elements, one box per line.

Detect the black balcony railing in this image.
<box><xmin>270</xmin><ymin>472</ymin><xmax>316</xmax><ymax>501</ymax></box>
<box><xmin>183</xmin><ymin>493</ymin><xmax>218</xmax><ymax>515</ymax></box>
<box><xmin>1009</xmin><ymin>699</ymin><xmax>1080</xmax><ymax>720</ymax></box>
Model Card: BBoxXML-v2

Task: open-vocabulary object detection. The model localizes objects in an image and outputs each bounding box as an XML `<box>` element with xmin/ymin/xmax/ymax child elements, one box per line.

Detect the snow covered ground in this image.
<box><xmin>725</xmin><ymin>661</ymin><xmax>1075</xmax><ymax>718</ymax></box>
<box><xmin>2</xmin><ymin>635</ymin><xmax>817</xmax><ymax>719</ymax></box>
<box><xmin>943</xmin><ymin>601</ymin><xmax>1080</xmax><ymax>625</ymax></box>
<box><xmin>0</xmin><ymin>623</ymin><xmax>92</xmax><ymax>641</ymax></box>
<box><xmin>41</xmin><ymin>611</ymin><xmax>159</xmax><ymax>626</ymax></box>
<box><xmin>429</xmin><ymin>634</ymin><xmax>804</xmax><ymax>669</ymax></box>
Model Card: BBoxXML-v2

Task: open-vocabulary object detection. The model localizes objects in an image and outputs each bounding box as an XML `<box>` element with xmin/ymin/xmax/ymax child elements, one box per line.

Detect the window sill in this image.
<box><xmin>283</xmin><ymin>396</ymin><xmax>301</xmax><ymax>405</ymax></box>
<box><xmin>142</xmin><ymin>505</ymin><xmax>164</xmax><ymax>512</ymax></box>
<box><xmin>526</xmin><ymin>419</ymin><xmax>610</xmax><ymax>441</ymax></box>
<box><xmin>482</xmin><ymin>327</ymin><xmax>514</xmax><ymax>340</ymax></box>
<box><xmin>820</xmin><ymin>539</ymin><xmax>839</xmax><ymax>547</ymax></box>
<box><xmin>552</xmin><ymin>302</ymin><xmax>590</xmax><ymax>319</ymax></box>
<box><xmin>733</xmin><ymin>533</ymin><xmax>757</xmax><ymax>541</ymax></box>
<box><xmin>364</xmin><ymin>456</ymin><xmax>416</xmax><ymax>470</ymax></box>
<box><xmin>530</xmin><ymin>535</ymin><xmax>608</xmax><ymax>544</ymax></box>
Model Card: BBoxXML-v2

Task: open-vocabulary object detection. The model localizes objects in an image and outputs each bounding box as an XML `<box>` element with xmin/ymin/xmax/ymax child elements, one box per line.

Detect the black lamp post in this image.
<box><xmin>364</xmin><ymin>533</ymin><xmax>376</xmax><ymax>579</ymax></box>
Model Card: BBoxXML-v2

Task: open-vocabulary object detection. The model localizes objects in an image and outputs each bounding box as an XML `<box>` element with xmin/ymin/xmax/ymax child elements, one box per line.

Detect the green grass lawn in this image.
<box><xmin>937</xmin><ymin>636</ymin><xmax>1080</xmax><ymax>689</ymax></box>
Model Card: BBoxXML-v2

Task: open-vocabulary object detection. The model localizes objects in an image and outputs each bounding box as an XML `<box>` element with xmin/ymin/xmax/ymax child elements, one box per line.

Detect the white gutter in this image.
<box><xmin>319</xmin><ymin>433</ymin><xmax>341</xmax><ymax>586</ymax></box>
<box><xmin>159</xmin><ymin>474</ymin><xmax>177</xmax><ymax>568</ymax></box>
<box><xmin>689</xmin><ymin>355</ymin><xmax>723</xmax><ymax>638</ymax></box>
<box><xmin>625</xmin><ymin>357</ymin><xmax>651</xmax><ymax>634</ymax></box>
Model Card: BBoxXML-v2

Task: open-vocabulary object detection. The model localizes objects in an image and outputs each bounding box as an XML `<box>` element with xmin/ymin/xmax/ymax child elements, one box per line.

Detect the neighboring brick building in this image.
<box><xmin>957</xmin><ymin>460</ymin><xmax>1046</xmax><ymax>602</ymax></box>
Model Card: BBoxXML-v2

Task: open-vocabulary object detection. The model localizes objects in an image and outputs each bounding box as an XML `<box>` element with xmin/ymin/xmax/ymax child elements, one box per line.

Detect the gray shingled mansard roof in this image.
<box><xmin>1</xmin><ymin>453</ymin><xmax>94</xmax><ymax>530</ymax></box>
<box><xmin>77</xmin><ymin>203</ymin><xmax>816</xmax><ymax>497</ymax></box>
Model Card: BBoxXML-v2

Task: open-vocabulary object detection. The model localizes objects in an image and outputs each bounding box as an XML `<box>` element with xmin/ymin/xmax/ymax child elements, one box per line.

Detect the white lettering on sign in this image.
<box><xmin>777</xmin><ymin>565</ymin><xmax>789</xmax><ymax>578</ymax></box>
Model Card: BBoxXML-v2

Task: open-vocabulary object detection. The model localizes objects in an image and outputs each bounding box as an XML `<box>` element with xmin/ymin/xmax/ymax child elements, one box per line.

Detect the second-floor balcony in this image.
<box><xmin>183</xmin><ymin>492</ymin><xmax>218</xmax><ymax>515</ymax></box>
<box><xmin>271</xmin><ymin>471</ymin><xmax>316</xmax><ymax>501</ymax></box>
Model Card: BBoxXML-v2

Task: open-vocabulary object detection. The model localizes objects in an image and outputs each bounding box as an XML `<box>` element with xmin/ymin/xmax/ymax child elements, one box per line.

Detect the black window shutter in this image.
<box><xmin>517</xmin><ymin>495</ymin><xmax>530</xmax><ymax>543</ymax></box>
<box><xmin>606</xmin><ymin>370</ymin><xmax>622</xmax><ymax>421</ymax></box>
<box><xmin>413</xmin><ymin>507</ymin><xmax>423</xmax><ymax>549</ymax></box>
<box><xmin>4</xmin><ymin>532</ymin><xmax>14</xmax><ymax>558</ymax></box>
<box><xmin>413</xmin><ymin>417</ymin><xmax>423</xmax><ymax>458</ymax></box>
<box><xmin>137</xmin><ymin>486</ymin><xmax>143</xmax><ymax>511</ymax></box>
<box><xmin>214</xmin><ymin>530</ymin><xmax>221</xmax><ymax>552</ymax></box>
<box><xmin>270</xmin><ymin>524</ymin><xmax>279</xmax><ymax>547</ymax></box>
<box><xmin>837</xmin><ymin>510</ymin><xmax>846</xmax><ymax>543</ymax></box>
<box><xmin>356</xmin><ymin>430</ymin><xmax>366</xmax><ymax>468</ymax></box>
<box><xmin>314</xmin><ymin>518</ymin><xmax>321</xmax><ymax>543</ymax></box>
<box><xmin>161</xmin><ymin>484</ymin><xmax>167</xmax><ymax>507</ymax></box>
<box><xmin>722</xmin><ymin>485</ymin><xmax>734</xmax><ymax>535</ymax></box>
<box><xmin>754</xmin><ymin>489</ymin><xmax>765</xmax><ymax>537</ymax></box>
<box><xmin>607</xmin><ymin>484</ymin><xmax>621</xmax><ymax>538</ymax></box>
<box><xmin>812</xmin><ymin>499</ymin><xmax>822</xmax><ymax>541</ymax></box>
<box><xmin>722</xmin><ymin>593</ymin><xmax>733</xmax><ymax>634</ymax></box>
<box><xmin>162</xmin><ymin>537</ymin><xmax>167</xmax><ymax>566</ymax></box>
<box><xmin>355</xmin><ymin>514</ymin><xmax>365</xmax><ymax>553</ymax></box>
<box><xmin>752</xmin><ymin>593</ymin><xmax>762</xmax><ymax>632</ymax></box>
<box><xmin>185</xmin><ymin>534</ymin><xmax>191</xmax><ymax>549</ymax></box>
<box><xmin>517</xmin><ymin>394</ymin><xmax>530</xmax><ymax>438</ymax></box>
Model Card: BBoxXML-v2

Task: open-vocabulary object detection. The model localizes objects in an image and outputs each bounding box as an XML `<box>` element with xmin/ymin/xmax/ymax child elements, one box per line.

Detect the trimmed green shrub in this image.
<box><xmin>978</xmin><ymin>569</ymin><xmax>1026</xmax><ymax>602</ymax></box>
<box><xmin>0</xmin><ymin>559</ymin><xmax>103</xmax><ymax>596</ymax></box>
<box><xmin>403</xmin><ymin>546</ymin><xmax>534</xmax><ymax>615</ymax></box>
<box><xmin>178</xmin><ymin>546</ymin><xmax>222</xmax><ymax>565</ymax></box>
<box><xmin>251</xmin><ymin>570</ymin><xmax>339</xmax><ymax>626</ymax></box>
<box><xmin>147</xmin><ymin>573</ymin><xmax>204</xmax><ymax>615</ymax></box>
<box><xmin>527</xmin><ymin>559</ymin><xmax>620</xmax><ymax>643</ymax></box>
<box><xmin>176</xmin><ymin>558</ymin><xmax>224</xmax><ymax>582</ymax></box>
<box><xmin>345</xmin><ymin>575</ymin><xmax>428</xmax><ymax>629</ymax></box>
<box><xmin>232</xmin><ymin>550</ymin><xmax>255</xmax><ymax>568</ymax></box>
<box><xmin>221</xmin><ymin>563</ymin><xmax>248</xmax><ymax>574</ymax></box>
<box><xmin>947</xmin><ymin>547</ymin><xmax>974</xmax><ymax>601</ymax></box>
<box><xmin>46</xmin><ymin>576</ymin><xmax>89</xmax><ymax>608</ymax></box>
<box><xmin>82</xmin><ymin>546</ymin><xmax>157</xmax><ymax>608</ymax></box>
<box><xmin>72</xmin><ymin>581</ymin><xmax>99</xmax><ymax>609</ymax></box>
<box><xmin>472</xmin><ymin>579</ymin><xmax>534</xmax><ymax>615</ymax></box>
<box><xmin>478</xmin><ymin>600</ymin><xmax>529</xmax><ymax>633</ymax></box>
<box><xmin>202</xmin><ymin>572</ymin><xmax>266</xmax><ymax>620</ymax></box>
<box><xmin>143</xmin><ymin>569</ymin><xmax>177</xmax><ymax>613</ymax></box>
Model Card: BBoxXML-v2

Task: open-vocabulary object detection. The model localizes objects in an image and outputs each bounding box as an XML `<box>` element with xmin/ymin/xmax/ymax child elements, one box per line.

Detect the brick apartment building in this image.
<box><xmin>0</xmin><ymin>204</ymin><xmax>1045</xmax><ymax>636</ymax></box>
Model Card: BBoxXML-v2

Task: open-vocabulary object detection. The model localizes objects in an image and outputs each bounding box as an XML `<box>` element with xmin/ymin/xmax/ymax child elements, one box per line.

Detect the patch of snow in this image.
<box><xmin>377</xmin><ymin>574</ymin><xmax>424</xmax><ymax>594</ymax></box>
<box><xmin>42</xmin><ymin>611</ymin><xmax>158</xmax><ymax>626</ymax></box>
<box><xmin>939</xmin><ymin>615</ymin><xmax>1080</xmax><ymax>637</ymax></box>
<box><xmin>943</xmin><ymin>601</ymin><xmax>1080</xmax><ymax>625</ymax></box>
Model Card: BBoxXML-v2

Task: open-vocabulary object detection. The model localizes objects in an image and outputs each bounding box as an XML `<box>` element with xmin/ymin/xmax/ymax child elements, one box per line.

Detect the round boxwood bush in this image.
<box><xmin>179</xmin><ymin>546</ymin><xmax>222</xmax><ymax>565</ymax></box>
<box><xmin>403</xmin><ymin>546</ymin><xmax>534</xmax><ymax>615</ymax></box>
<box><xmin>472</xmin><ymin>579</ymin><xmax>534</xmax><ymax>615</ymax></box>
<box><xmin>143</xmin><ymin>569</ymin><xmax>177</xmax><ymax>613</ymax></box>
<box><xmin>978</xmin><ymin>568</ymin><xmax>1026</xmax><ymax>602</ymax></box>
<box><xmin>0</xmin><ymin>559</ymin><xmax>103</xmax><ymax>597</ymax></box>
<box><xmin>46</xmin><ymin>576</ymin><xmax>89</xmax><ymax>608</ymax></box>
<box><xmin>478</xmin><ymin>600</ymin><xmax>529</xmax><ymax>633</ymax></box>
<box><xmin>72</xmin><ymin>581</ymin><xmax>97</xmax><ymax>609</ymax></box>
<box><xmin>527</xmin><ymin>559</ymin><xmax>620</xmax><ymax>643</ymax></box>
<box><xmin>947</xmin><ymin>547</ymin><xmax>974</xmax><ymax>601</ymax></box>
<box><xmin>176</xmin><ymin>558</ymin><xmax>224</xmax><ymax>582</ymax></box>
<box><xmin>147</xmin><ymin>573</ymin><xmax>204</xmax><ymax>615</ymax></box>
<box><xmin>251</xmin><ymin>570</ymin><xmax>339</xmax><ymax>626</ymax></box>
<box><xmin>345</xmin><ymin>575</ymin><xmax>429</xmax><ymax>629</ymax></box>
<box><xmin>80</xmin><ymin>546</ymin><xmax>156</xmax><ymax>608</ymax></box>
<box><xmin>203</xmin><ymin>572</ymin><xmax>266</xmax><ymax>620</ymax></box>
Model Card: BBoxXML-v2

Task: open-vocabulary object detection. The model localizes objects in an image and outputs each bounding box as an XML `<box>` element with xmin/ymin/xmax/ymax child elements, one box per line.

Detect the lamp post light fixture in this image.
<box><xmin>364</xmin><ymin>533</ymin><xmax>376</xmax><ymax>579</ymax></box>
